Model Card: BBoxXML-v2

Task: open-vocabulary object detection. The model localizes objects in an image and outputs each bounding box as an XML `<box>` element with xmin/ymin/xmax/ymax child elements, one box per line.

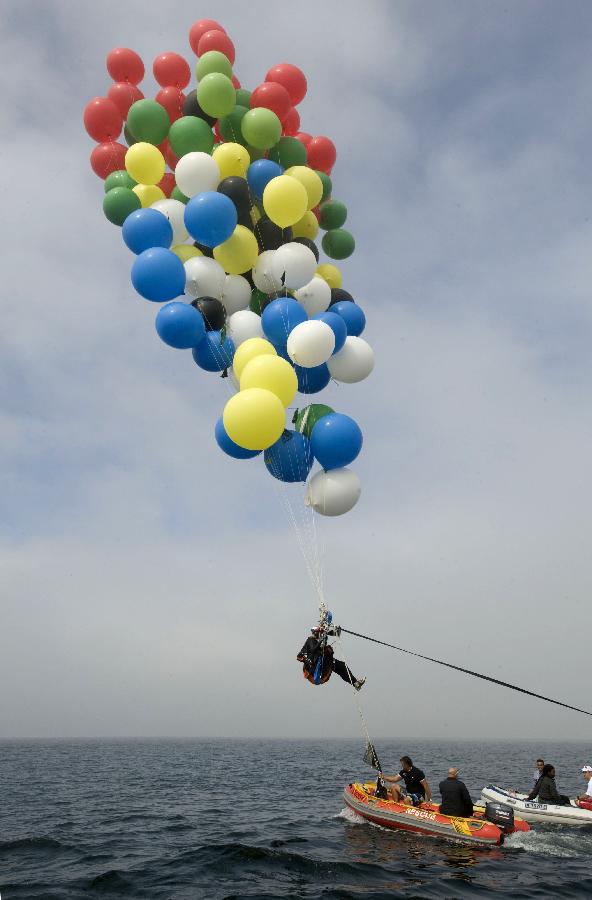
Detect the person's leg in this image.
<box><xmin>332</xmin><ymin>657</ymin><xmax>357</xmax><ymax>684</ymax></box>
<box><xmin>389</xmin><ymin>783</ymin><xmax>403</xmax><ymax>803</ymax></box>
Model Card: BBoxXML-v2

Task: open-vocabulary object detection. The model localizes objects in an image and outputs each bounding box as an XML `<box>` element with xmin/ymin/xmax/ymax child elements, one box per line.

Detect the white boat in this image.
<box><xmin>481</xmin><ymin>784</ymin><xmax>592</xmax><ymax>826</ymax></box>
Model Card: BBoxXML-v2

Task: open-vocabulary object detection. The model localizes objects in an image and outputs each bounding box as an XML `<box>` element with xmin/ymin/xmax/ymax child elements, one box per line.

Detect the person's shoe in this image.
<box><xmin>354</xmin><ymin>678</ymin><xmax>365</xmax><ymax>691</ymax></box>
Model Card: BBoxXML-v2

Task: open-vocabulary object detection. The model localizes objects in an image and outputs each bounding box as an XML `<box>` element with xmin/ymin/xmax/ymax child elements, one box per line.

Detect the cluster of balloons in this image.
<box><xmin>84</xmin><ymin>19</ymin><xmax>373</xmax><ymax>516</ymax></box>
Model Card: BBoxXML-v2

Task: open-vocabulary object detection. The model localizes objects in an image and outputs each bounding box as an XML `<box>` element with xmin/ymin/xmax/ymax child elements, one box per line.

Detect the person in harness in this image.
<box><xmin>297</xmin><ymin>626</ymin><xmax>365</xmax><ymax>691</ymax></box>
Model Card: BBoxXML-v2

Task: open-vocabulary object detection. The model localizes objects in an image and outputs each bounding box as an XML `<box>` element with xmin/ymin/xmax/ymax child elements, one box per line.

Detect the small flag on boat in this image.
<box><xmin>363</xmin><ymin>742</ymin><xmax>382</xmax><ymax>771</ymax></box>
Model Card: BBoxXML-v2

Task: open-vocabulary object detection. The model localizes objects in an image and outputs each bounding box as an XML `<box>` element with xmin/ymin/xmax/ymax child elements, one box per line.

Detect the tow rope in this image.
<box><xmin>340</xmin><ymin>627</ymin><xmax>592</xmax><ymax>717</ymax></box>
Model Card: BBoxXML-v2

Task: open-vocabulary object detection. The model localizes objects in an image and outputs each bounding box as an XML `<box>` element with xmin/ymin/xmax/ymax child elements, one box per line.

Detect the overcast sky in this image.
<box><xmin>2</xmin><ymin>0</ymin><xmax>592</xmax><ymax>742</ymax></box>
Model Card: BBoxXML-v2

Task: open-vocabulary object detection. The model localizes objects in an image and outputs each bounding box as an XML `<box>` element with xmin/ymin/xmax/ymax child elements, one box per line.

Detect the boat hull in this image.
<box><xmin>481</xmin><ymin>785</ymin><xmax>592</xmax><ymax>826</ymax></box>
<box><xmin>344</xmin><ymin>783</ymin><xmax>510</xmax><ymax>846</ymax></box>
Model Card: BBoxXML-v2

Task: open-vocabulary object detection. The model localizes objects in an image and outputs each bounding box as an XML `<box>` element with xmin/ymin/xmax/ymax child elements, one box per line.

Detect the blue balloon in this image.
<box><xmin>184</xmin><ymin>191</ymin><xmax>238</xmax><ymax>248</ymax></box>
<box><xmin>122</xmin><ymin>208</ymin><xmax>173</xmax><ymax>255</ymax></box>
<box><xmin>310</xmin><ymin>412</ymin><xmax>363</xmax><ymax>470</ymax></box>
<box><xmin>262</xmin><ymin>298</ymin><xmax>307</xmax><ymax>346</ymax></box>
<box><xmin>215</xmin><ymin>417</ymin><xmax>261</xmax><ymax>459</ymax></box>
<box><xmin>247</xmin><ymin>159</ymin><xmax>283</xmax><ymax>199</ymax></box>
<box><xmin>131</xmin><ymin>248</ymin><xmax>186</xmax><ymax>303</ymax></box>
<box><xmin>331</xmin><ymin>300</ymin><xmax>366</xmax><ymax>336</ymax></box>
<box><xmin>312</xmin><ymin>311</ymin><xmax>347</xmax><ymax>353</ymax></box>
<box><xmin>294</xmin><ymin>363</ymin><xmax>331</xmax><ymax>394</ymax></box>
<box><xmin>192</xmin><ymin>330</ymin><xmax>235</xmax><ymax>371</ymax></box>
<box><xmin>155</xmin><ymin>302</ymin><xmax>206</xmax><ymax>349</ymax></box>
<box><xmin>264</xmin><ymin>430</ymin><xmax>314</xmax><ymax>482</ymax></box>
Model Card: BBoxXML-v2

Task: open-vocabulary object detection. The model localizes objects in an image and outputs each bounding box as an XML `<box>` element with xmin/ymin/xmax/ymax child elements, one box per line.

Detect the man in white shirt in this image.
<box><xmin>576</xmin><ymin>765</ymin><xmax>592</xmax><ymax>807</ymax></box>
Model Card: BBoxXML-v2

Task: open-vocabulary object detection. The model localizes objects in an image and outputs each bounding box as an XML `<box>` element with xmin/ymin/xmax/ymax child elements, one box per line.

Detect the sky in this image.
<box><xmin>2</xmin><ymin>0</ymin><xmax>592</xmax><ymax>742</ymax></box>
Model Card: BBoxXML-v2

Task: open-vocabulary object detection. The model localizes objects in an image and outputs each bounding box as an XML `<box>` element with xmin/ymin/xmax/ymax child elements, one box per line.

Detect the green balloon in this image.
<box><xmin>317</xmin><ymin>171</ymin><xmax>332</xmax><ymax>202</ymax></box>
<box><xmin>268</xmin><ymin>137</ymin><xmax>307</xmax><ymax>168</ymax></box>
<box><xmin>103</xmin><ymin>187</ymin><xmax>141</xmax><ymax>226</ymax></box>
<box><xmin>127</xmin><ymin>99</ymin><xmax>170</xmax><ymax>145</ymax></box>
<box><xmin>197</xmin><ymin>73</ymin><xmax>236</xmax><ymax>118</ymax></box>
<box><xmin>196</xmin><ymin>50</ymin><xmax>233</xmax><ymax>80</ymax></box>
<box><xmin>219</xmin><ymin>105</ymin><xmax>249</xmax><ymax>144</ymax></box>
<box><xmin>249</xmin><ymin>288</ymin><xmax>269</xmax><ymax>315</ymax></box>
<box><xmin>168</xmin><ymin>116</ymin><xmax>214</xmax><ymax>157</ymax></box>
<box><xmin>241</xmin><ymin>108</ymin><xmax>282</xmax><ymax>150</ymax></box>
<box><xmin>235</xmin><ymin>89</ymin><xmax>252</xmax><ymax>108</ymax></box>
<box><xmin>171</xmin><ymin>186</ymin><xmax>189</xmax><ymax>204</ymax></box>
<box><xmin>104</xmin><ymin>170</ymin><xmax>136</xmax><ymax>192</ymax></box>
<box><xmin>321</xmin><ymin>228</ymin><xmax>355</xmax><ymax>260</ymax></box>
<box><xmin>319</xmin><ymin>200</ymin><xmax>347</xmax><ymax>230</ymax></box>
<box><xmin>294</xmin><ymin>404</ymin><xmax>334</xmax><ymax>438</ymax></box>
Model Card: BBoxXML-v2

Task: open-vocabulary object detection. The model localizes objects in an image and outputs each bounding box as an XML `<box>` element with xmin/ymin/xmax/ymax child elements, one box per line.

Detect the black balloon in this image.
<box><xmin>329</xmin><ymin>287</ymin><xmax>355</xmax><ymax>306</ymax></box>
<box><xmin>293</xmin><ymin>236</ymin><xmax>320</xmax><ymax>262</ymax></box>
<box><xmin>191</xmin><ymin>296</ymin><xmax>227</xmax><ymax>331</ymax></box>
<box><xmin>254</xmin><ymin>215</ymin><xmax>293</xmax><ymax>251</ymax></box>
<box><xmin>182</xmin><ymin>90</ymin><xmax>217</xmax><ymax>127</ymax></box>
<box><xmin>217</xmin><ymin>176</ymin><xmax>253</xmax><ymax>218</ymax></box>
<box><xmin>193</xmin><ymin>241</ymin><xmax>214</xmax><ymax>258</ymax></box>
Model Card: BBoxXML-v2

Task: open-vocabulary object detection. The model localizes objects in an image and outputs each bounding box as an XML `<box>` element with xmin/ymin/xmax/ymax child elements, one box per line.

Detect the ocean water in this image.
<box><xmin>1</xmin><ymin>739</ymin><xmax>592</xmax><ymax>899</ymax></box>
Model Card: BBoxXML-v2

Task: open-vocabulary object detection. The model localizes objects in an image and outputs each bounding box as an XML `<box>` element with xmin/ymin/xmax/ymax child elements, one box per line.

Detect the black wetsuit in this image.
<box><xmin>439</xmin><ymin>777</ymin><xmax>474</xmax><ymax>817</ymax></box>
<box><xmin>297</xmin><ymin>636</ymin><xmax>357</xmax><ymax>684</ymax></box>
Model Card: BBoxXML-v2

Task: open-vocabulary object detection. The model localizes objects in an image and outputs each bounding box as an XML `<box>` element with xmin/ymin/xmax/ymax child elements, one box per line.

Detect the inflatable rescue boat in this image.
<box><xmin>481</xmin><ymin>785</ymin><xmax>592</xmax><ymax>826</ymax></box>
<box><xmin>344</xmin><ymin>783</ymin><xmax>528</xmax><ymax>846</ymax></box>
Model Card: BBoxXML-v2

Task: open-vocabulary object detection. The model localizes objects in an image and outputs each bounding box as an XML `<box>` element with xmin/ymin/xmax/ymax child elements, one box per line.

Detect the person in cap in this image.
<box><xmin>576</xmin><ymin>766</ymin><xmax>592</xmax><ymax>809</ymax></box>
<box><xmin>382</xmin><ymin>756</ymin><xmax>432</xmax><ymax>805</ymax></box>
<box><xmin>438</xmin><ymin>767</ymin><xmax>474</xmax><ymax>818</ymax></box>
<box><xmin>297</xmin><ymin>625</ymin><xmax>365</xmax><ymax>690</ymax></box>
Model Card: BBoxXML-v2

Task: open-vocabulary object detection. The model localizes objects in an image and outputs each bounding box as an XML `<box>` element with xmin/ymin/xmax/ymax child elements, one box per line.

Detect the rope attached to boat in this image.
<box><xmin>340</xmin><ymin>627</ymin><xmax>592</xmax><ymax>717</ymax></box>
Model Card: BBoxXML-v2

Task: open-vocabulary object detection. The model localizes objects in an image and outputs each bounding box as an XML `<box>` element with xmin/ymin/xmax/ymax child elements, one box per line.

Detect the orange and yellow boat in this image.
<box><xmin>344</xmin><ymin>782</ymin><xmax>529</xmax><ymax>846</ymax></box>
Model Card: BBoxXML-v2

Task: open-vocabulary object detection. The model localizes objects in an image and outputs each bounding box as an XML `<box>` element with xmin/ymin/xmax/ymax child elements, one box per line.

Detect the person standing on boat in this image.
<box><xmin>438</xmin><ymin>768</ymin><xmax>474</xmax><ymax>817</ymax></box>
<box><xmin>576</xmin><ymin>765</ymin><xmax>592</xmax><ymax>809</ymax></box>
<box><xmin>382</xmin><ymin>756</ymin><xmax>432</xmax><ymax>805</ymax></box>
<box><xmin>527</xmin><ymin>764</ymin><xmax>571</xmax><ymax>805</ymax></box>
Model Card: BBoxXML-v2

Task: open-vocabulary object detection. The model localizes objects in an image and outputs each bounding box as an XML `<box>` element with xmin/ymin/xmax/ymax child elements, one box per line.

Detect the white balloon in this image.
<box><xmin>305</xmin><ymin>468</ymin><xmax>361</xmax><ymax>517</ymax></box>
<box><xmin>150</xmin><ymin>198</ymin><xmax>188</xmax><ymax>246</ymax></box>
<box><xmin>287</xmin><ymin>320</ymin><xmax>335</xmax><ymax>368</ymax></box>
<box><xmin>221</xmin><ymin>274</ymin><xmax>251</xmax><ymax>315</ymax></box>
<box><xmin>226</xmin><ymin>310</ymin><xmax>263</xmax><ymax>347</ymax></box>
<box><xmin>327</xmin><ymin>336</ymin><xmax>375</xmax><ymax>383</ymax></box>
<box><xmin>252</xmin><ymin>250</ymin><xmax>282</xmax><ymax>293</ymax></box>
<box><xmin>175</xmin><ymin>152</ymin><xmax>220</xmax><ymax>198</ymax></box>
<box><xmin>294</xmin><ymin>276</ymin><xmax>331</xmax><ymax>318</ymax></box>
<box><xmin>184</xmin><ymin>256</ymin><xmax>226</xmax><ymax>299</ymax></box>
<box><xmin>271</xmin><ymin>242</ymin><xmax>317</xmax><ymax>290</ymax></box>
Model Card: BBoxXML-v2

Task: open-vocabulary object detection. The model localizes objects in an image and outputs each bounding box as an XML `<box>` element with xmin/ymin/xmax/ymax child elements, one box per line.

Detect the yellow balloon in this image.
<box><xmin>223</xmin><ymin>388</ymin><xmax>286</xmax><ymax>451</ymax></box>
<box><xmin>233</xmin><ymin>337</ymin><xmax>277</xmax><ymax>379</ymax></box>
<box><xmin>285</xmin><ymin>166</ymin><xmax>323</xmax><ymax>210</ymax></box>
<box><xmin>171</xmin><ymin>244</ymin><xmax>203</xmax><ymax>262</ymax></box>
<box><xmin>125</xmin><ymin>143</ymin><xmax>165</xmax><ymax>185</ymax></box>
<box><xmin>316</xmin><ymin>263</ymin><xmax>342</xmax><ymax>289</ymax></box>
<box><xmin>240</xmin><ymin>355</ymin><xmax>297</xmax><ymax>408</ymax></box>
<box><xmin>133</xmin><ymin>183</ymin><xmax>166</xmax><ymax>207</ymax></box>
<box><xmin>213</xmin><ymin>142</ymin><xmax>250</xmax><ymax>179</ymax></box>
<box><xmin>214</xmin><ymin>225</ymin><xmax>259</xmax><ymax>274</ymax></box>
<box><xmin>291</xmin><ymin>210</ymin><xmax>319</xmax><ymax>240</ymax></box>
<box><xmin>263</xmin><ymin>175</ymin><xmax>308</xmax><ymax>228</ymax></box>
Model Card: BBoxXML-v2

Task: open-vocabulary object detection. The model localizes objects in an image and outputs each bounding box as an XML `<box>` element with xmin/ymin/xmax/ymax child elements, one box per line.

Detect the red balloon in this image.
<box><xmin>312</xmin><ymin>206</ymin><xmax>321</xmax><ymax>222</ymax></box>
<box><xmin>160</xmin><ymin>140</ymin><xmax>179</xmax><ymax>171</ymax></box>
<box><xmin>153</xmin><ymin>52</ymin><xmax>191</xmax><ymax>89</ymax></box>
<box><xmin>197</xmin><ymin>29</ymin><xmax>235</xmax><ymax>64</ymax></box>
<box><xmin>232</xmin><ymin>74</ymin><xmax>241</xmax><ymax>89</ymax></box>
<box><xmin>90</xmin><ymin>142</ymin><xmax>127</xmax><ymax>178</ymax></box>
<box><xmin>107</xmin><ymin>82</ymin><xmax>144</xmax><ymax>117</ymax></box>
<box><xmin>283</xmin><ymin>107</ymin><xmax>301</xmax><ymax>136</ymax></box>
<box><xmin>294</xmin><ymin>131</ymin><xmax>313</xmax><ymax>149</ymax></box>
<box><xmin>155</xmin><ymin>86</ymin><xmax>185</xmax><ymax>123</ymax></box>
<box><xmin>189</xmin><ymin>19</ymin><xmax>226</xmax><ymax>55</ymax></box>
<box><xmin>250</xmin><ymin>82</ymin><xmax>291</xmax><ymax>123</ymax></box>
<box><xmin>106</xmin><ymin>47</ymin><xmax>145</xmax><ymax>85</ymax></box>
<box><xmin>213</xmin><ymin>121</ymin><xmax>223</xmax><ymax>142</ymax></box>
<box><xmin>83</xmin><ymin>96</ymin><xmax>123</xmax><ymax>142</ymax></box>
<box><xmin>306</xmin><ymin>135</ymin><xmax>336</xmax><ymax>174</ymax></box>
<box><xmin>265</xmin><ymin>64</ymin><xmax>307</xmax><ymax>105</ymax></box>
<box><xmin>158</xmin><ymin>172</ymin><xmax>176</xmax><ymax>198</ymax></box>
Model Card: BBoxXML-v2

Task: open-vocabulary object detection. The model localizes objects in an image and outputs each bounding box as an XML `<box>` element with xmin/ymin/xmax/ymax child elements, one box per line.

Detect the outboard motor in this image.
<box><xmin>484</xmin><ymin>801</ymin><xmax>514</xmax><ymax>833</ymax></box>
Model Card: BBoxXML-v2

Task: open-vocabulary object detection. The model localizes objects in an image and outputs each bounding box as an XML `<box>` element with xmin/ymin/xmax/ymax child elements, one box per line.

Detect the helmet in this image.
<box><xmin>311</xmin><ymin>625</ymin><xmax>322</xmax><ymax>634</ymax></box>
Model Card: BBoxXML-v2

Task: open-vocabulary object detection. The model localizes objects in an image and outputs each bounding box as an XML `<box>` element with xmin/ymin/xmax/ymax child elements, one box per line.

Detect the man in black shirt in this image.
<box><xmin>439</xmin><ymin>767</ymin><xmax>474</xmax><ymax>817</ymax></box>
<box><xmin>382</xmin><ymin>755</ymin><xmax>432</xmax><ymax>805</ymax></box>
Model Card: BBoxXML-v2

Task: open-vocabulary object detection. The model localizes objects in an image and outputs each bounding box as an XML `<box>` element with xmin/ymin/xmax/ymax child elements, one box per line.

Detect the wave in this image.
<box><xmin>0</xmin><ymin>836</ymin><xmax>67</xmax><ymax>853</ymax></box>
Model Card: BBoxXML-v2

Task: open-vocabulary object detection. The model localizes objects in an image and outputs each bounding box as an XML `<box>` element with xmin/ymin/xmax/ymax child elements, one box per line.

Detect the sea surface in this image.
<box><xmin>1</xmin><ymin>739</ymin><xmax>592</xmax><ymax>899</ymax></box>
